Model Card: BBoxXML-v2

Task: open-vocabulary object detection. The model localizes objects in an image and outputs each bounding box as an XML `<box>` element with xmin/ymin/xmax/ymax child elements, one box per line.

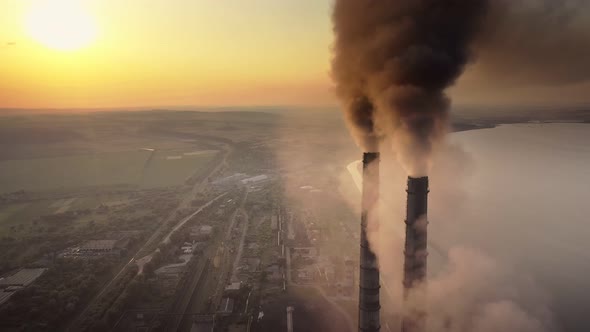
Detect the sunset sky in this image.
<box><xmin>1</xmin><ymin>0</ymin><xmax>589</xmax><ymax>109</ymax></box>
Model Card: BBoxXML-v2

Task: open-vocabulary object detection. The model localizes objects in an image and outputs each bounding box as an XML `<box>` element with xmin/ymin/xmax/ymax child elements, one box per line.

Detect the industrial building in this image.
<box><xmin>190</xmin><ymin>225</ymin><xmax>214</xmax><ymax>241</ymax></box>
<box><xmin>217</xmin><ymin>298</ymin><xmax>235</xmax><ymax>315</ymax></box>
<box><xmin>0</xmin><ymin>268</ymin><xmax>47</xmax><ymax>306</ymax></box>
<box><xmin>0</xmin><ymin>268</ymin><xmax>46</xmax><ymax>288</ymax></box>
<box><xmin>78</xmin><ymin>239</ymin><xmax>119</xmax><ymax>255</ymax></box>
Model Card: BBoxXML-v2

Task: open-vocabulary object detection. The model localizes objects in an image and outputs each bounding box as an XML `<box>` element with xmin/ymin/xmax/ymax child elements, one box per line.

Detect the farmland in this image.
<box><xmin>0</xmin><ymin>149</ymin><xmax>218</xmax><ymax>194</ymax></box>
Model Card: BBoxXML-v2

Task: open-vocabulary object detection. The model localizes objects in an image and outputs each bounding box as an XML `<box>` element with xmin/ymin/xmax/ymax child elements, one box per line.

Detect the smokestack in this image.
<box><xmin>287</xmin><ymin>306</ymin><xmax>294</xmax><ymax>332</ymax></box>
<box><xmin>402</xmin><ymin>176</ymin><xmax>429</xmax><ymax>332</ymax></box>
<box><xmin>359</xmin><ymin>152</ymin><xmax>380</xmax><ymax>332</ymax></box>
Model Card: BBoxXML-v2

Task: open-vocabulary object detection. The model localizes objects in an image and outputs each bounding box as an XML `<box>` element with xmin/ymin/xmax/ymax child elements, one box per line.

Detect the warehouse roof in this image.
<box><xmin>0</xmin><ymin>268</ymin><xmax>46</xmax><ymax>288</ymax></box>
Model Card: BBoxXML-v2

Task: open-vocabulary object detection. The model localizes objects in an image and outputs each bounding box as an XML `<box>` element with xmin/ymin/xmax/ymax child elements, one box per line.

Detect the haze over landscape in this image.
<box><xmin>0</xmin><ymin>1</ymin><xmax>589</xmax><ymax>332</ymax></box>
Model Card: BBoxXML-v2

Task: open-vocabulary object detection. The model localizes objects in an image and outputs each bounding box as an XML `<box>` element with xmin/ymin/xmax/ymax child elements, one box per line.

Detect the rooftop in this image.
<box><xmin>218</xmin><ymin>297</ymin><xmax>234</xmax><ymax>314</ymax></box>
<box><xmin>0</xmin><ymin>268</ymin><xmax>46</xmax><ymax>288</ymax></box>
<box><xmin>80</xmin><ymin>239</ymin><xmax>118</xmax><ymax>251</ymax></box>
<box><xmin>225</xmin><ymin>281</ymin><xmax>241</xmax><ymax>291</ymax></box>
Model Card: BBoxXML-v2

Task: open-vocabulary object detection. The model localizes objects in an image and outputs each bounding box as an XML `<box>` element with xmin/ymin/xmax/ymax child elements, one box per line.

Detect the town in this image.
<box><xmin>0</xmin><ymin>110</ymin><xmax>364</xmax><ymax>332</ymax></box>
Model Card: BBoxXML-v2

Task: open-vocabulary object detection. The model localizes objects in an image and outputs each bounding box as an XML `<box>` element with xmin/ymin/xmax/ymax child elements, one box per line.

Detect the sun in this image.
<box><xmin>25</xmin><ymin>1</ymin><xmax>98</xmax><ymax>51</ymax></box>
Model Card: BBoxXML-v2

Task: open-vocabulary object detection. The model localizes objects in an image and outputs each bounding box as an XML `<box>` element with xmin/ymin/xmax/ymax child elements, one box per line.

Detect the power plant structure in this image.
<box><xmin>401</xmin><ymin>176</ymin><xmax>430</xmax><ymax>332</ymax></box>
<box><xmin>357</xmin><ymin>156</ymin><xmax>430</xmax><ymax>332</ymax></box>
<box><xmin>358</xmin><ymin>152</ymin><xmax>381</xmax><ymax>332</ymax></box>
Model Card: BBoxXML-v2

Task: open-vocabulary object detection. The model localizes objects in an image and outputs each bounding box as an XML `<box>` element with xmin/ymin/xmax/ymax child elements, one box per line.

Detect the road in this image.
<box><xmin>230</xmin><ymin>208</ymin><xmax>249</xmax><ymax>283</ymax></box>
<box><xmin>141</xmin><ymin>144</ymin><xmax>232</xmax><ymax>256</ymax></box>
<box><xmin>66</xmin><ymin>141</ymin><xmax>232</xmax><ymax>332</ymax></box>
<box><xmin>163</xmin><ymin>193</ymin><xmax>227</xmax><ymax>244</ymax></box>
<box><xmin>208</xmin><ymin>189</ymin><xmax>249</xmax><ymax>315</ymax></box>
<box><xmin>136</xmin><ymin>144</ymin><xmax>233</xmax><ymax>259</ymax></box>
<box><xmin>176</xmin><ymin>188</ymin><xmax>249</xmax><ymax>332</ymax></box>
<box><xmin>66</xmin><ymin>256</ymin><xmax>137</xmax><ymax>331</ymax></box>
<box><xmin>165</xmin><ymin>258</ymin><xmax>211</xmax><ymax>332</ymax></box>
<box><xmin>136</xmin><ymin>193</ymin><xmax>228</xmax><ymax>274</ymax></box>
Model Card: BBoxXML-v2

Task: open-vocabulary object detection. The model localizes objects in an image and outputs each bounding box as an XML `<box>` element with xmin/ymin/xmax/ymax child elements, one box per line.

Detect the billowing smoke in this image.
<box><xmin>332</xmin><ymin>0</ymin><xmax>590</xmax><ymax>174</ymax></box>
<box><xmin>344</xmin><ymin>95</ymin><xmax>378</xmax><ymax>152</ymax></box>
<box><xmin>331</xmin><ymin>1</ymin><xmax>582</xmax><ymax>331</ymax></box>
<box><xmin>331</xmin><ymin>0</ymin><xmax>487</xmax><ymax>176</ymax></box>
<box><xmin>474</xmin><ymin>0</ymin><xmax>590</xmax><ymax>86</ymax></box>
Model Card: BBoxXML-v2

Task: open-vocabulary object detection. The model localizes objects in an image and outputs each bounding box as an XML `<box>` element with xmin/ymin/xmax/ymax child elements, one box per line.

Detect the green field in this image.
<box><xmin>0</xmin><ymin>149</ymin><xmax>218</xmax><ymax>193</ymax></box>
<box><xmin>141</xmin><ymin>150</ymin><xmax>217</xmax><ymax>188</ymax></box>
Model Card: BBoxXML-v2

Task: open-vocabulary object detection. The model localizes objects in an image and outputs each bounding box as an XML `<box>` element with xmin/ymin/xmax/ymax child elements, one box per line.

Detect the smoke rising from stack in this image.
<box><xmin>332</xmin><ymin>0</ymin><xmax>487</xmax><ymax>176</ymax></box>
<box><xmin>331</xmin><ymin>1</ymin><xmax>580</xmax><ymax>331</ymax></box>
<box><xmin>345</xmin><ymin>96</ymin><xmax>378</xmax><ymax>152</ymax></box>
<box><xmin>369</xmin><ymin>159</ymin><xmax>559</xmax><ymax>332</ymax></box>
<box><xmin>332</xmin><ymin>0</ymin><xmax>590</xmax><ymax>171</ymax></box>
<box><xmin>425</xmin><ymin>248</ymin><xmax>557</xmax><ymax>332</ymax></box>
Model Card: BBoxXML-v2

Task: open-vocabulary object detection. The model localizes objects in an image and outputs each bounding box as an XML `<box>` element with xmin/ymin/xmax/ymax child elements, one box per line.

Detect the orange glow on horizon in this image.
<box><xmin>0</xmin><ymin>0</ymin><xmax>335</xmax><ymax>109</ymax></box>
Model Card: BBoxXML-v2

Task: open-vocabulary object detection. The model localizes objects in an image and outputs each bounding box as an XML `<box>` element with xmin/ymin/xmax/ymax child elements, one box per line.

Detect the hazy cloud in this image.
<box><xmin>474</xmin><ymin>0</ymin><xmax>590</xmax><ymax>86</ymax></box>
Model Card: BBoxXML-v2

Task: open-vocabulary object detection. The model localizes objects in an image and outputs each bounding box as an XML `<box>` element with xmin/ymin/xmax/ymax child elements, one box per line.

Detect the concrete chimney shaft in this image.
<box><xmin>401</xmin><ymin>176</ymin><xmax>429</xmax><ymax>332</ymax></box>
<box><xmin>359</xmin><ymin>152</ymin><xmax>381</xmax><ymax>332</ymax></box>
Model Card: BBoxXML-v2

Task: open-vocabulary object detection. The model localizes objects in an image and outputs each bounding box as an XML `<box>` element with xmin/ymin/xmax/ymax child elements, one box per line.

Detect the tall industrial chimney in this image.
<box><xmin>401</xmin><ymin>176</ymin><xmax>429</xmax><ymax>332</ymax></box>
<box><xmin>359</xmin><ymin>152</ymin><xmax>380</xmax><ymax>332</ymax></box>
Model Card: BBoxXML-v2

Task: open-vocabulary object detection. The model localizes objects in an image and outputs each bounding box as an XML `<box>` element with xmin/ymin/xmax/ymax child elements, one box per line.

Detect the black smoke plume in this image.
<box><xmin>475</xmin><ymin>0</ymin><xmax>590</xmax><ymax>86</ymax></box>
<box><xmin>331</xmin><ymin>0</ymin><xmax>487</xmax><ymax>175</ymax></box>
